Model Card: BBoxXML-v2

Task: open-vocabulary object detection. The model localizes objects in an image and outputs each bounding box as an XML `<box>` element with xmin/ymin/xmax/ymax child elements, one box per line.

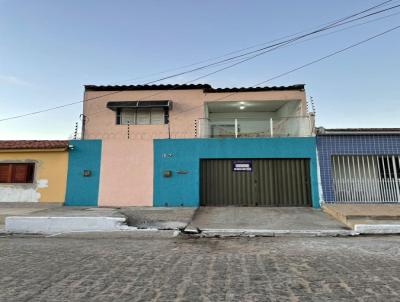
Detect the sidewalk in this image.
<box><xmin>120</xmin><ymin>207</ymin><xmax>196</xmax><ymax>230</ymax></box>
<box><xmin>3</xmin><ymin>203</ymin><xmax>400</xmax><ymax>236</ymax></box>
<box><xmin>322</xmin><ymin>204</ymin><xmax>400</xmax><ymax>234</ymax></box>
<box><xmin>0</xmin><ymin>202</ymin><xmax>62</xmax><ymax>224</ymax></box>
<box><xmin>2</xmin><ymin>206</ymin><xmax>127</xmax><ymax>234</ymax></box>
<box><xmin>185</xmin><ymin>207</ymin><xmax>356</xmax><ymax>237</ymax></box>
<box><xmin>1</xmin><ymin>204</ymin><xmax>196</xmax><ymax>235</ymax></box>
<box><xmin>0</xmin><ymin>203</ymin><xmax>61</xmax><ymax>232</ymax></box>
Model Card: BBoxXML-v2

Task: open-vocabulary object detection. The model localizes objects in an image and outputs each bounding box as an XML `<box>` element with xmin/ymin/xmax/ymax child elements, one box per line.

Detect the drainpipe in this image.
<box><xmin>234</xmin><ymin>119</ymin><xmax>238</xmax><ymax>138</ymax></box>
<box><xmin>80</xmin><ymin>114</ymin><xmax>87</xmax><ymax>140</ymax></box>
<box><xmin>81</xmin><ymin>89</ymin><xmax>87</xmax><ymax>140</ymax></box>
<box><xmin>270</xmin><ymin>118</ymin><xmax>273</xmax><ymax>137</ymax></box>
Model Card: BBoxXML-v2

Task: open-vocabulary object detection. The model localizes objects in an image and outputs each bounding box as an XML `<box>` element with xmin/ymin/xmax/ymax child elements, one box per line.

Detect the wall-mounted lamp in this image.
<box><xmin>239</xmin><ymin>106</ymin><xmax>245</xmax><ymax>110</ymax></box>
<box><xmin>68</xmin><ymin>144</ymin><xmax>75</xmax><ymax>150</ymax></box>
<box><xmin>83</xmin><ymin>170</ymin><xmax>92</xmax><ymax>177</ymax></box>
<box><xmin>163</xmin><ymin>170</ymin><xmax>172</xmax><ymax>177</ymax></box>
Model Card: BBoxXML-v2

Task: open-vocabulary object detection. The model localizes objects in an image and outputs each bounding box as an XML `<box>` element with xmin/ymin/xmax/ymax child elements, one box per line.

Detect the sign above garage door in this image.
<box><xmin>232</xmin><ymin>160</ymin><xmax>252</xmax><ymax>172</ymax></box>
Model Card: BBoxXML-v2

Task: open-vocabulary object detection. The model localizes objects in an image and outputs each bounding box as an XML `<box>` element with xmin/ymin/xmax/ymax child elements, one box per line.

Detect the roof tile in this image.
<box><xmin>0</xmin><ymin>140</ymin><xmax>69</xmax><ymax>150</ymax></box>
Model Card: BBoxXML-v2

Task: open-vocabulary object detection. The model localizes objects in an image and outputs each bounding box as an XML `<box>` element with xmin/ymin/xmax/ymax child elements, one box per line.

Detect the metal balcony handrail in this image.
<box><xmin>197</xmin><ymin>115</ymin><xmax>312</xmax><ymax>121</ymax></box>
<box><xmin>196</xmin><ymin>115</ymin><xmax>314</xmax><ymax>138</ymax></box>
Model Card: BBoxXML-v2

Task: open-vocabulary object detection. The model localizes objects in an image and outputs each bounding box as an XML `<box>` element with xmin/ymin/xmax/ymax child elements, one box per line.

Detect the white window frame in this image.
<box><xmin>118</xmin><ymin>108</ymin><xmax>167</xmax><ymax>125</ymax></box>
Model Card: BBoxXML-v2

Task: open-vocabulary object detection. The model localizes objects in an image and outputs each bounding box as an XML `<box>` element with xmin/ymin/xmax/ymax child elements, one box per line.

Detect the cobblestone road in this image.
<box><xmin>0</xmin><ymin>234</ymin><xmax>399</xmax><ymax>301</ymax></box>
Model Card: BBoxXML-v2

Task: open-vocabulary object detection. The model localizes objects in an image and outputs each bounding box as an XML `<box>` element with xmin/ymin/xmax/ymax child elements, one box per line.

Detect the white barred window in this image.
<box><xmin>118</xmin><ymin>108</ymin><xmax>166</xmax><ymax>125</ymax></box>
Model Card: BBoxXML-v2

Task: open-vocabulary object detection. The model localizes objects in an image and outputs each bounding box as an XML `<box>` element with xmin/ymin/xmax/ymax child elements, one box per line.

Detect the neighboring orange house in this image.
<box><xmin>82</xmin><ymin>84</ymin><xmax>315</xmax><ymax>207</ymax></box>
<box><xmin>0</xmin><ymin>140</ymin><xmax>68</xmax><ymax>203</ymax></box>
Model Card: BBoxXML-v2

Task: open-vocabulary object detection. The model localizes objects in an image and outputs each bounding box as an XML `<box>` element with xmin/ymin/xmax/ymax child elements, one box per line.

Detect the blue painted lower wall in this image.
<box><xmin>317</xmin><ymin>134</ymin><xmax>400</xmax><ymax>202</ymax></box>
<box><xmin>65</xmin><ymin>140</ymin><xmax>102</xmax><ymax>206</ymax></box>
<box><xmin>154</xmin><ymin>137</ymin><xmax>319</xmax><ymax>208</ymax></box>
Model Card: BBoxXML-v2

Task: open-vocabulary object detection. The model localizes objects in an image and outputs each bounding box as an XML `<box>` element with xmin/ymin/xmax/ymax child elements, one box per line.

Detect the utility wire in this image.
<box><xmin>89</xmin><ymin>23</ymin><xmax>400</xmax><ymax>128</ymax></box>
<box><xmin>90</xmin><ymin>3</ymin><xmax>400</xmax><ymax>109</ymax></box>
<box><xmin>138</xmin><ymin>2</ymin><xmax>400</xmax><ymax>86</ymax></box>
<box><xmin>74</xmin><ymin>17</ymin><xmax>400</xmax><ymax>121</ymax></box>
<box><xmin>84</xmin><ymin>1</ymin><xmax>400</xmax><ymax>120</ymax></box>
<box><xmin>172</xmin><ymin>24</ymin><xmax>400</xmax><ymax>117</ymax></box>
<box><xmin>113</xmin><ymin>0</ymin><xmax>397</xmax><ymax>84</ymax></box>
<box><xmin>0</xmin><ymin>0</ymin><xmax>398</xmax><ymax>123</ymax></box>
<box><xmin>111</xmin><ymin>23</ymin><xmax>400</xmax><ymax>126</ymax></box>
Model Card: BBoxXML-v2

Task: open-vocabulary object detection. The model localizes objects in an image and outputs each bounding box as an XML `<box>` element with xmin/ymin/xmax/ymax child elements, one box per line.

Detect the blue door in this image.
<box><xmin>64</xmin><ymin>140</ymin><xmax>102</xmax><ymax>206</ymax></box>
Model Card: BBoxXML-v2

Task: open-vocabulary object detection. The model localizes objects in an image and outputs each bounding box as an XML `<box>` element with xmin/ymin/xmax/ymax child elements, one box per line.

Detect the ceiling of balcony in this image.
<box><xmin>206</xmin><ymin>100</ymin><xmax>296</xmax><ymax>113</ymax></box>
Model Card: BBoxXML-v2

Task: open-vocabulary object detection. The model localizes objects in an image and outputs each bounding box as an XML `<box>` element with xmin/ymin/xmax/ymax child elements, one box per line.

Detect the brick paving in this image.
<box><xmin>0</xmin><ymin>235</ymin><xmax>399</xmax><ymax>301</ymax></box>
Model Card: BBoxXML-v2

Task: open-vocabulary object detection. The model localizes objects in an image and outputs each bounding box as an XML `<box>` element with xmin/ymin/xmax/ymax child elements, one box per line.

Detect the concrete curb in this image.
<box><xmin>5</xmin><ymin>216</ymin><xmax>127</xmax><ymax>234</ymax></box>
<box><xmin>354</xmin><ymin>224</ymin><xmax>400</xmax><ymax>234</ymax></box>
<box><xmin>187</xmin><ymin>228</ymin><xmax>359</xmax><ymax>237</ymax></box>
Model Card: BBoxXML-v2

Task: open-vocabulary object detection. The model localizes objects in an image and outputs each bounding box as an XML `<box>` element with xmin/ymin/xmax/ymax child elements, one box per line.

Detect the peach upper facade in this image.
<box><xmin>83</xmin><ymin>84</ymin><xmax>308</xmax><ymax>140</ymax></box>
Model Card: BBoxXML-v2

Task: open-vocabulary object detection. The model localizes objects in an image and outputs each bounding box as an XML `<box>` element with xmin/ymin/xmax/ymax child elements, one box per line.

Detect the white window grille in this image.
<box><xmin>119</xmin><ymin>108</ymin><xmax>166</xmax><ymax>125</ymax></box>
<box><xmin>332</xmin><ymin>155</ymin><xmax>400</xmax><ymax>203</ymax></box>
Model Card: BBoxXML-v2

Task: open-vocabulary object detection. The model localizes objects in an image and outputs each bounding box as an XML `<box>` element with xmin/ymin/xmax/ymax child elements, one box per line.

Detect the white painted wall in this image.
<box><xmin>0</xmin><ymin>185</ymin><xmax>41</xmax><ymax>202</ymax></box>
<box><xmin>274</xmin><ymin>101</ymin><xmax>311</xmax><ymax>136</ymax></box>
<box><xmin>275</xmin><ymin>101</ymin><xmax>301</xmax><ymax>117</ymax></box>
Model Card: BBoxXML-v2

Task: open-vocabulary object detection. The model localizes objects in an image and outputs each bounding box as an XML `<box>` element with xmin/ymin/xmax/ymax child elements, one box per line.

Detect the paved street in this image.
<box><xmin>0</xmin><ymin>234</ymin><xmax>399</xmax><ymax>302</ymax></box>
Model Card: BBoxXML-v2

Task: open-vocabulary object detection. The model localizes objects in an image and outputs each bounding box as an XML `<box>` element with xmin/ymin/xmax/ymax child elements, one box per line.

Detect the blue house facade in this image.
<box><xmin>61</xmin><ymin>127</ymin><xmax>400</xmax><ymax>208</ymax></box>
<box><xmin>63</xmin><ymin>83</ymin><xmax>324</xmax><ymax>208</ymax></box>
<box><xmin>317</xmin><ymin>128</ymin><xmax>400</xmax><ymax>203</ymax></box>
<box><xmin>154</xmin><ymin>137</ymin><xmax>320</xmax><ymax>208</ymax></box>
<box><xmin>79</xmin><ymin>83</ymin><xmax>317</xmax><ymax>208</ymax></box>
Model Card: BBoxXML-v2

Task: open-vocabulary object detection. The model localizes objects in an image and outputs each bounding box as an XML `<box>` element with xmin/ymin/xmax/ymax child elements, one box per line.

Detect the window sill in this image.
<box><xmin>0</xmin><ymin>183</ymin><xmax>35</xmax><ymax>187</ymax></box>
<box><xmin>116</xmin><ymin>124</ymin><xmax>168</xmax><ymax>126</ymax></box>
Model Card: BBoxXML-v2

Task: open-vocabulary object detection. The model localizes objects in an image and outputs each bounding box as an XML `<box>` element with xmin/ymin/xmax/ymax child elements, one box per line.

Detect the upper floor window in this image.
<box><xmin>117</xmin><ymin>108</ymin><xmax>167</xmax><ymax>125</ymax></box>
<box><xmin>107</xmin><ymin>101</ymin><xmax>172</xmax><ymax>125</ymax></box>
<box><xmin>0</xmin><ymin>163</ymin><xmax>35</xmax><ymax>184</ymax></box>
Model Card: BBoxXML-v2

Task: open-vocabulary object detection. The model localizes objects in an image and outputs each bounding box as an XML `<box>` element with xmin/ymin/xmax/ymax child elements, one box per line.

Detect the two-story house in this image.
<box><xmin>82</xmin><ymin>83</ymin><xmax>319</xmax><ymax>208</ymax></box>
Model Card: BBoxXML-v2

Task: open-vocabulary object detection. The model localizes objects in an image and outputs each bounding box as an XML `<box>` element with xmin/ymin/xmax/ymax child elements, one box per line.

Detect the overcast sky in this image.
<box><xmin>1</xmin><ymin>0</ymin><xmax>399</xmax><ymax>139</ymax></box>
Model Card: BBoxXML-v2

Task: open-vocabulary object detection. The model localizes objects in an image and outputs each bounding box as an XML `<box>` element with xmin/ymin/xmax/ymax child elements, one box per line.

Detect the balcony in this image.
<box><xmin>197</xmin><ymin>116</ymin><xmax>314</xmax><ymax>138</ymax></box>
<box><xmin>196</xmin><ymin>99</ymin><xmax>314</xmax><ymax>138</ymax></box>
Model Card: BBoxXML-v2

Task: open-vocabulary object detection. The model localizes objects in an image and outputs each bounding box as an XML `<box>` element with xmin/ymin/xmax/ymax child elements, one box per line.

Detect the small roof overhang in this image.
<box><xmin>316</xmin><ymin>127</ymin><xmax>400</xmax><ymax>135</ymax></box>
<box><xmin>106</xmin><ymin>100</ymin><xmax>173</xmax><ymax>111</ymax></box>
<box><xmin>0</xmin><ymin>140</ymin><xmax>68</xmax><ymax>151</ymax></box>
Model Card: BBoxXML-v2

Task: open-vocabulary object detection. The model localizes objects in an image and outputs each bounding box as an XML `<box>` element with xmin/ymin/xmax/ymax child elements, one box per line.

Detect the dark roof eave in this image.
<box><xmin>203</xmin><ymin>85</ymin><xmax>305</xmax><ymax>93</ymax></box>
<box><xmin>317</xmin><ymin>127</ymin><xmax>400</xmax><ymax>135</ymax></box>
<box><xmin>85</xmin><ymin>84</ymin><xmax>211</xmax><ymax>92</ymax></box>
<box><xmin>85</xmin><ymin>83</ymin><xmax>305</xmax><ymax>93</ymax></box>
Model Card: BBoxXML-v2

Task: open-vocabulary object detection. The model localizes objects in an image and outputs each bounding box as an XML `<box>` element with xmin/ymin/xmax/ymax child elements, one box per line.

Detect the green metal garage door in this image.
<box><xmin>200</xmin><ymin>159</ymin><xmax>311</xmax><ymax>206</ymax></box>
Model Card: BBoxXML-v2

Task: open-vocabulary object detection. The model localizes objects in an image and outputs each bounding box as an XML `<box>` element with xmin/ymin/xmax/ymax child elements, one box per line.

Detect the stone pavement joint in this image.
<box><xmin>185</xmin><ymin>228</ymin><xmax>358</xmax><ymax>238</ymax></box>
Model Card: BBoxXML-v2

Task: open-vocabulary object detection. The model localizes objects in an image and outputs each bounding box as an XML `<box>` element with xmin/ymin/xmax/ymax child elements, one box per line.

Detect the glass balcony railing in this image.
<box><xmin>197</xmin><ymin>116</ymin><xmax>314</xmax><ymax>138</ymax></box>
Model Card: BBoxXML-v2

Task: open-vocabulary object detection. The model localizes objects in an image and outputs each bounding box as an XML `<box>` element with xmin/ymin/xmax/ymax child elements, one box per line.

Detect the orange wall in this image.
<box><xmin>0</xmin><ymin>150</ymin><xmax>68</xmax><ymax>203</ymax></box>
